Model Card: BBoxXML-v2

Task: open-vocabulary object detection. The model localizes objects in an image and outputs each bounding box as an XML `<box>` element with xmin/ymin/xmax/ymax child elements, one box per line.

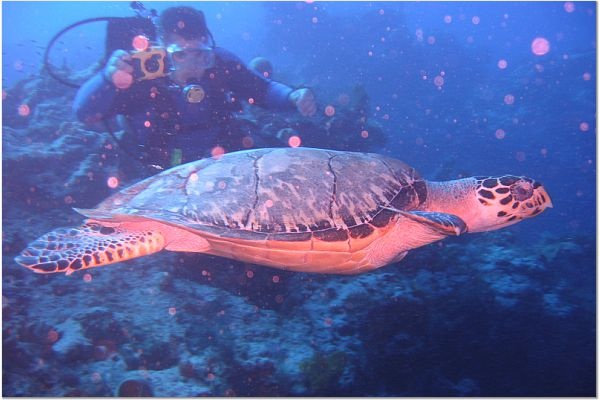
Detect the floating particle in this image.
<box><xmin>246</xmin><ymin>270</ymin><xmax>254</xmax><ymax>279</ymax></box>
<box><xmin>211</xmin><ymin>145</ymin><xmax>225</xmax><ymax>158</ymax></box>
<box><xmin>564</xmin><ymin>2</ymin><xmax>575</xmax><ymax>12</ymax></box>
<box><xmin>582</xmin><ymin>72</ymin><xmax>591</xmax><ymax>81</ymax></box>
<box><xmin>112</xmin><ymin>70</ymin><xmax>133</xmax><ymax>89</ymax></box>
<box><xmin>579</xmin><ymin>122</ymin><xmax>589</xmax><ymax>132</ymax></box>
<box><xmin>324</xmin><ymin>105</ymin><xmax>335</xmax><ymax>117</ymax></box>
<box><xmin>242</xmin><ymin>135</ymin><xmax>254</xmax><ymax>148</ymax></box>
<box><xmin>177</xmin><ymin>20</ymin><xmax>185</xmax><ymax>29</ymax></box>
<box><xmin>337</xmin><ymin>93</ymin><xmax>350</xmax><ymax>105</ymax></box>
<box><xmin>433</xmin><ymin>75</ymin><xmax>444</xmax><ymax>87</ymax></box>
<box><xmin>91</xmin><ymin>372</ymin><xmax>102</xmax><ymax>383</ymax></box>
<box><xmin>497</xmin><ymin>59</ymin><xmax>508</xmax><ymax>69</ymax></box>
<box><xmin>18</xmin><ymin>104</ymin><xmax>30</xmax><ymax>117</ymax></box>
<box><xmin>275</xmin><ymin>294</ymin><xmax>284</xmax><ymax>303</ymax></box>
<box><xmin>107</xmin><ymin>176</ymin><xmax>119</xmax><ymax>189</ymax></box>
<box><xmin>311</xmin><ymin>16</ymin><xmax>318</xmax><ymax>23</ymax></box>
<box><xmin>324</xmin><ymin>317</ymin><xmax>333</xmax><ymax>327</ymax></box>
<box><xmin>540</xmin><ymin>148</ymin><xmax>548</xmax><ymax>157</ymax></box>
<box><xmin>248</xmin><ymin>97</ymin><xmax>255</xmax><ymax>105</ymax></box>
<box><xmin>143</xmin><ymin>120</ymin><xmax>151</xmax><ymax>128</ymax></box>
<box><xmin>83</xmin><ymin>273</ymin><xmax>92</xmax><ymax>283</ymax></box>
<box><xmin>132</xmin><ymin>35</ymin><xmax>149</xmax><ymax>51</ymax></box>
<box><xmin>531</xmin><ymin>37</ymin><xmax>550</xmax><ymax>56</ymax></box>
<box><xmin>64</xmin><ymin>195</ymin><xmax>74</xmax><ymax>205</ymax></box>
<box><xmin>444</xmin><ymin>15</ymin><xmax>452</xmax><ymax>23</ymax></box>
<box><xmin>472</xmin><ymin>16</ymin><xmax>480</xmax><ymax>25</ymax></box>
<box><xmin>288</xmin><ymin>135</ymin><xmax>301</xmax><ymax>148</ymax></box>
<box><xmin>415</xmin><ymin>28</ymin><xmax>424</xmax><ymax>41</ymax></box>
<box><xmin>360</xmin><ymin>130</ymin><xmax>369</xmax><ymax>138</ymax></box>
<box><xmin>504</xmin><ymin>94</ymin><xmax>515</xmax><ymax>105</ymax></box>
<box><xmin>272</xmin><ymin>275</ymin><xmax>280</xmax><ymax>283</ymax></box>
<box><xmin>47</xmin><ymin>330</ymin><xmax>59</xmax><ymax>343</ymax></box>
<box><xmin>168</xmin><ymin>307</ymin><xmax>177</xmax><ymax>316</ymax></box>
<box><xmin>495</xmin><ymin>129</ymin><xmax>506</xmax><ymax>139</ymax></box>
<box><xmin>264</xmin><ymin>199</ymin><xmax>274</xmax><ymax>208</ymax></box>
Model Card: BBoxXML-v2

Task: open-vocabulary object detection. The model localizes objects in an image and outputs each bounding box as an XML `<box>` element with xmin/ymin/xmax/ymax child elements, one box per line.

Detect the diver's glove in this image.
<box><xmin>289</xmin><ymin>88</ymin><xmax>317</xmax><ymax>117</ymax></box>
<box><xmin>103</xmin><ymin>49</ymin><xmax>135</xmax><ymax>89</ymax></box>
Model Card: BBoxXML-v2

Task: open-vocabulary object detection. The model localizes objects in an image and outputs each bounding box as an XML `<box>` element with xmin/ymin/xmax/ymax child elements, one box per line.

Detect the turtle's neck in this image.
<box><xmin>421</xmin><ymin>178</ymin><xmax>480</xmax><ymax>225</ymax></box>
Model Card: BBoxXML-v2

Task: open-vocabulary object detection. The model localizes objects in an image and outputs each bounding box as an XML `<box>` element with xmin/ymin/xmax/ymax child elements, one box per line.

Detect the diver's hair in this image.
<box><xmin>159</xmin><ymin>6</ymin><xmax>209</xmax><ymax>40</ymax></box>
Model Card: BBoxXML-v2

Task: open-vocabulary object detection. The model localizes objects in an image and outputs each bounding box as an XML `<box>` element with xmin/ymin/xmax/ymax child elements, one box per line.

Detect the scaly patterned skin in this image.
<box><xmin>422</xmin><ymin>175</ymin><xmax>553</xmax><ymax>233</ymax></box>
<box><xmin>15</xmin><ymin>223</ymin><xmax>165</xmax><ymax>275</ymax></box>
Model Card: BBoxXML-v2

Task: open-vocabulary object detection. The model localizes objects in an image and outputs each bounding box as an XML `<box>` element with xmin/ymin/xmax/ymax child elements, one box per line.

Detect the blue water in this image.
<box><xmin>2</xmin><ymin>1</ymin><xmax>596</xmax><ymax>396</ymax></box>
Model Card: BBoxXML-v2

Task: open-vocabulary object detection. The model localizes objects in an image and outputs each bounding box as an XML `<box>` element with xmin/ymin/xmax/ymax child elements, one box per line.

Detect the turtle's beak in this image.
<box><xmin>535</xmin><ymin>182</ymin><xmax>553</xmax><ymax>209</ymax></box>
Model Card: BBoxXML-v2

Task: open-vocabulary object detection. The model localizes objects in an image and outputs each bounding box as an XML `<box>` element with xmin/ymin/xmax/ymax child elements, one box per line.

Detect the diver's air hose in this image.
<box><xmin>43</xmin><ymin>17</ymin><xmax>117</xmax><ymax>88</ymax></box>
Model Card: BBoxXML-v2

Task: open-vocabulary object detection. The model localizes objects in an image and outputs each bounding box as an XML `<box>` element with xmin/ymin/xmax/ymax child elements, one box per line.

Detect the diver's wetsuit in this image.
<box><xmin>73</xmin><ymin>47</ymin><xmax>295</xmax><ymax>170</ymax></box>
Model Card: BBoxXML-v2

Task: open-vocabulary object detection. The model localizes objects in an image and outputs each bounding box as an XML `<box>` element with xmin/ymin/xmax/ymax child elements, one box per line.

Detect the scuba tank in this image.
<box><xmin>44</xmin><ymin>2</ymin><xmax>159</xmax><ymax>88</ymax></box>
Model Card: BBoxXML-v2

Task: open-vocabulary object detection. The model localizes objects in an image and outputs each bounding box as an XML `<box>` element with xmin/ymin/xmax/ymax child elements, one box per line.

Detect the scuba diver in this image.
<box><xmin>73</xmin><ymin>6</ymin><xmax>316</xmax><ymax>176</ymax></box>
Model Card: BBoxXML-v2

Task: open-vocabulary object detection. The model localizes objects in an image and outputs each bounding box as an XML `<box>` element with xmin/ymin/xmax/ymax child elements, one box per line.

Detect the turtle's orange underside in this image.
<box><xmin>188</xmin><ymin>222</ymin><xmax>396</xmax><ymax>274</ymax></box>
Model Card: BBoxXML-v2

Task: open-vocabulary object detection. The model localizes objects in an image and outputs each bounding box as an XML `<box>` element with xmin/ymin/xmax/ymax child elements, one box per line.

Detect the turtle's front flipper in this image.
<box><xmin>15</xmin><ymin>222</ymin><xmax>165</xmax><ymax>275</ymax></box>
<box><xmin>363</xmin><ymin>210</ymin><xmax>467</xmax><ymax>269</ymax></box>
<box><xmin>397</xmin><ymin>210</ymin><xmax>467</xmax><ymax>236</ymax></box>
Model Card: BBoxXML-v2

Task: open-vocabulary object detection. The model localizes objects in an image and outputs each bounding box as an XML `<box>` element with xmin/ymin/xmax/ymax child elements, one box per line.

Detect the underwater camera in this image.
<box><xmin>130</xmin><ymin>45</ymin><xmax>169</xmax><ymax>81</ymax></box>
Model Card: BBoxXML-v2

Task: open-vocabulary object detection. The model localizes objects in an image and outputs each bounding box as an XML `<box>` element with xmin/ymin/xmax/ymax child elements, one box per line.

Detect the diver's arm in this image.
<box><xmin>244</xmin><ymin>65</ymin><xmax>316</xmax><ymax>115</ymax></box>
<box><xmin>73</xmin><ymin>50</ymin><xmax>135</xmax><ymax>124</ymax></box>
<box><xmin>264</xmin><ymin>80</ymin><xmax>297</xmax><ymax>111</ymax></box>
<box><xmin>72</xmin><ymin>72</ymin><xmax>119</xmax><ymax>123</ymax></box>
<box><xmin>216</xmin><ymin>48</ymin><xmax>296</xmax><ymax>111</ymax></box>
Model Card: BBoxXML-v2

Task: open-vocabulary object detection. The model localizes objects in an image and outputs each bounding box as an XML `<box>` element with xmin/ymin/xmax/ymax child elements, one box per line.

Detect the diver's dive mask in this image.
<box><xmin>166</xmin><ymin>43</ymin><xmax>215</xmax><ymax>69</ymax></box>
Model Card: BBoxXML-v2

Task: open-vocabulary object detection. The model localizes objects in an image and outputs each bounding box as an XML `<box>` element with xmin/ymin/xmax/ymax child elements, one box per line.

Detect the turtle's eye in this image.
<box><xmin>510</xmin><ymin>180</ymin><xmax>534</xmax><ymax>201</ymax></box>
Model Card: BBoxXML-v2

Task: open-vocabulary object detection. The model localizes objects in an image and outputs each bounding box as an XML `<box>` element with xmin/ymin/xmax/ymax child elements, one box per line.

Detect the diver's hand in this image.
<box><xmin>289</xmin><ymin>88</ymin><xmax>317</xmax><ymax>117</ymax></box>
<box><xmin>103</xmin><ymin>49</ymin><xmax>134</xmax><ymax>89</ymax></box>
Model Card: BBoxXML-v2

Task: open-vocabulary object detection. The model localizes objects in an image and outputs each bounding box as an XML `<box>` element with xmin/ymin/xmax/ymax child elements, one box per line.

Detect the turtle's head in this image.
<box><xmin>468</xmin><ymin>175</ymin><xmax>552</xmax><ymax>232</ymax></box>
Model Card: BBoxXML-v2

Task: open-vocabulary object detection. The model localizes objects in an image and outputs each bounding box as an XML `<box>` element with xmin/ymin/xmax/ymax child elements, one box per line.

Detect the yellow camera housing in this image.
<box><xmin>130</xmin><ymin>47</ymin><xmax>168</xmax><ymax>81</ymax></box>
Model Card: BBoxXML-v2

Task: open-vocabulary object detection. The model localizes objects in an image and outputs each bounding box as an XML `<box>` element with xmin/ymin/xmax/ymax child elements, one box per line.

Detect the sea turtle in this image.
<box><xmin>15</xmin><ymin>147</ymin><xmax>552</xmax><ymax>275</ymax></box>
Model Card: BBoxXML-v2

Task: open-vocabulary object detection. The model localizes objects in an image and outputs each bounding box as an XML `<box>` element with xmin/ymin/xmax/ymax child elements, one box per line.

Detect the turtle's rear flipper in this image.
<box><xmin>15</xmin><ymin>222</ymin><xmax>166</xmax><ymax>275</ymax></box>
